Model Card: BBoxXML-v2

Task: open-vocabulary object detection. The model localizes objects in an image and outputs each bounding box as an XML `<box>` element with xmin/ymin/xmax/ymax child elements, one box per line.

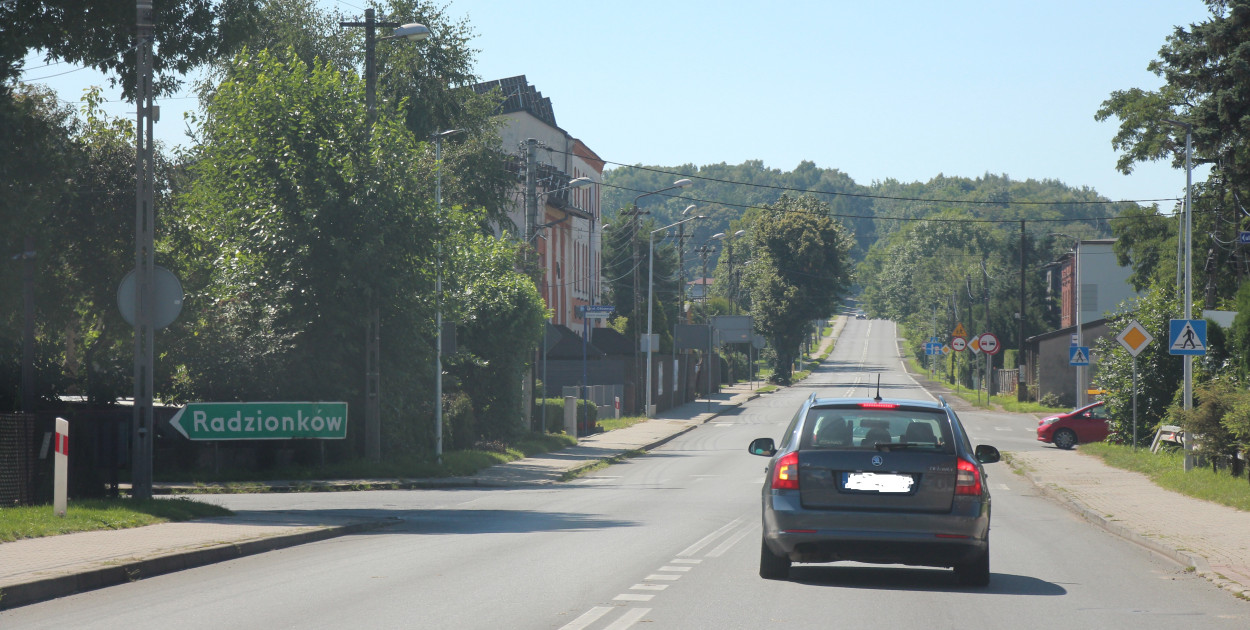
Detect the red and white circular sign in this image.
<box><xmin>978</xmin><ymin>332</ymin><xmax>1001</xmax><ymax>355</ymax></box>
<box><xmin>951</xmin><ymin>336</ymin><xmax>967</xmax><ymax>352</ymax></box>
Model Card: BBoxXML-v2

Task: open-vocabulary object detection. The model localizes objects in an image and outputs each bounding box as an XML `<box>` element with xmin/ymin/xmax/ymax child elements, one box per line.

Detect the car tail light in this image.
<box><xmin>859</xmin><ymin>402</ymin><xmax>898</xmax><ymax>409</ymax></box>
<box><xmin>772</xmin><ymin>452</ymin><xmax>799</xmax><ymax>490</ymax></box>
<box><xmin>955</xmin><ymin>458</ymin><xmax>982</xmax><ymax>496</ymax></box>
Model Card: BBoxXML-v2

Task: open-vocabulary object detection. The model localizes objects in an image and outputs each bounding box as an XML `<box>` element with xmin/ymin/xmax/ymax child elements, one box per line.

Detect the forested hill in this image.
<box><xmin>602</xmin><ymin>160</ymin><xmax>1142</xmax><ymax>268</ymax></box>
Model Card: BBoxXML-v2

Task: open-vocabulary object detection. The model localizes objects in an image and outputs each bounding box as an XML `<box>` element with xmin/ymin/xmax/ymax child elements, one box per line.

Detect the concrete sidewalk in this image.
<box><xmin>1007</xmin><ymin>449</ymin><xmax>1250</xmax><ymax>599</ymax></box>
<box><xmin>0</xmin><ymin>384</ymin><xmax>762</xmax><ymax>610</ymax></box>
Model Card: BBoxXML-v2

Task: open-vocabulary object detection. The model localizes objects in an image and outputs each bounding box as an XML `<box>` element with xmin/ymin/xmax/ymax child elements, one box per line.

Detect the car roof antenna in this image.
<box><xmin>874</xmin><ymin>374</ymin><xmax>882</xmax><ymax>402</ymax></box>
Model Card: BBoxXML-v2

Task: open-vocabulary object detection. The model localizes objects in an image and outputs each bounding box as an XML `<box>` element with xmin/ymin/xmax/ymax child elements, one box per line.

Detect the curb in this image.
<box><xmin>0</xmin><ymin>518</ymin><xmax>399</xmax><ymax>611</ymax></box>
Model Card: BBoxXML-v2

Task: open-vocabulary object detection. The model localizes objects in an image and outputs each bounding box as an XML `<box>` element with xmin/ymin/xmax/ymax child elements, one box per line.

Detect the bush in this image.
<box><xmin>443</xmin><ymin>391</ymin><xmax>477</xmax><ymax>451</ymax></box>
<box><xmin>1177</xmin><ymin>379</ymin><xmax>1249</xmax><ymax>476</ymax></box>
<box><xmin>536</xmin><ymin>397</ymin><xmax>598</xmax><ymax>433</ymax></box>
<box><xmin>1039</xmin><ymin>391</ymin><xmax>1061</xmax><ymax>408</ymax></box>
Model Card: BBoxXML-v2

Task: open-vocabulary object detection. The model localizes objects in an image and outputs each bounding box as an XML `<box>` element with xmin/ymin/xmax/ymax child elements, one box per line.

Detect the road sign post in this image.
<box><xmin>1116</xmin><ymin>320</ymin><xmax>1154</xmax><ymax>449</ymax></box>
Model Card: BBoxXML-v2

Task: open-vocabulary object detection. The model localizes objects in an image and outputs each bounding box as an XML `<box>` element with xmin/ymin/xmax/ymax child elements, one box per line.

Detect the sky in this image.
<box><xmin>19</xmin><ymin>0</ymin><xmax>1216</xmax><ymax>206</ymax></box>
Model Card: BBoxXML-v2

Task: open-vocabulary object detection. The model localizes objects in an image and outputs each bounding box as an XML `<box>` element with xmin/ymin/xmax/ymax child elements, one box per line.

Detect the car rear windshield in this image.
<box><xmin>798</xmin><ymin>406</ymin><xmax>954</xmax><ymax>453</ymax></box>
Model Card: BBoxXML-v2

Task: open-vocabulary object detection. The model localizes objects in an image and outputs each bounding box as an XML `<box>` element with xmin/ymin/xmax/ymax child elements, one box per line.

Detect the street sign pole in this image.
<box><xmin>1132</xmin><ymin>357</ymin><xmax>1139</xmax><ymax>450</ymax></box>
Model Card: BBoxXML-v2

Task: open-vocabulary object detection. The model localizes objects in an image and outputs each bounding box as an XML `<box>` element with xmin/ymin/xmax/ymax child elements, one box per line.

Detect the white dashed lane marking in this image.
<box><xmin>561</xmin><ymin>516</ymin><xmax>752</xmax><ymax>629</ymax></box>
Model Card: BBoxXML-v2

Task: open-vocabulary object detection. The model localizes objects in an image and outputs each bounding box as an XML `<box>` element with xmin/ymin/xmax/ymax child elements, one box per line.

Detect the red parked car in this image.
<box><xmin>1037</xmin><ymin>401</ymin><xmax>1111</xmax><ymax>450</ymax></box>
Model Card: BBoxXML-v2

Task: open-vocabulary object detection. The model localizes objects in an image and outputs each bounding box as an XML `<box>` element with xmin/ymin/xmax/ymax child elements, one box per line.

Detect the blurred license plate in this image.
<box><xmin>843</xmin><ymin>472</ymin><xmax>914</xmax><ymax>493</ymax></box>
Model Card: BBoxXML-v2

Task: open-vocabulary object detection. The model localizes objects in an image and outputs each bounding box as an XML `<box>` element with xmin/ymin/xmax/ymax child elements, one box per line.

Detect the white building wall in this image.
<box><xmin>1078</xmin><ymin>241</ymin><xmax>1140</xmax><ymax>324</ymax></box>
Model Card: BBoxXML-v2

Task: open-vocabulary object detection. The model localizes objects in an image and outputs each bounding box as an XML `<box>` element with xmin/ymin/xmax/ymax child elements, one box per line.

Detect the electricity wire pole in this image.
<box><xmin>131</xmin><ymin>0</ymin><xmax>157</xmax><ymax>500</ymax></box>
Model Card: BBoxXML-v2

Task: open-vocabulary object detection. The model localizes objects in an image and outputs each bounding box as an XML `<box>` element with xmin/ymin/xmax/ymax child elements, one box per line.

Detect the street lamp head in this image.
<box><xmin>568</xmin><ymin>176</ymin><xmax>593</xmax><ymax>189</ymax></box>
<box><xmin>733</xmin><ymin>229</ymin><xmax>745</xmax><ymax>237</ymax></box>
<box><xmin>391</xmin><ymin>23</ymin><xmax>431</xmax><ymax>41</ymax></box>
<box><xmin>712</xmin><ymin>232</ymin><xmax>726</xmax><ymax>240</ymax></box>
<box><xmin>682</xmin><ymin>204</ymin><xmax>696</xmax><ymax>216</ymax></box>
<box><xmin>432</xmin><ymin>128</ymin><xmax>464</xmax><ymax>140</ymax></box>
<box><xmin>673</xmin><ymin>179</ymin><xmax>693</xmax><ymax>188</ymax></box>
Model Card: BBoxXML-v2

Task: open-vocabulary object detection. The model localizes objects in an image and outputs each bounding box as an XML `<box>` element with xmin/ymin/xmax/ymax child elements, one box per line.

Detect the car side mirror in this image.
<box><xmin>975</xmin><ymin>444</ymin><xmax>1000</xmax><ymax>464</ymax></box>
<box><xmin>748</xmin><ymin>438</ymin><xmax>776</xmax><ymax>457</ymax></box>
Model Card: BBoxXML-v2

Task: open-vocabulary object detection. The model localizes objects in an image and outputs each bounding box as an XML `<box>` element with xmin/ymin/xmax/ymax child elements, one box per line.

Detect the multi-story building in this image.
<box><xmin>472</xmin><ymin>76</ymin><xmax>605</xmax><ymax>331</ymax></box>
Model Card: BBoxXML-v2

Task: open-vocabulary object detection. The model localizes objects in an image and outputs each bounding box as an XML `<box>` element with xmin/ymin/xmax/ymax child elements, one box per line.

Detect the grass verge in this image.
<box><xmin>0</xmin><ymin>497</ymin><xmax>232</xmax><ymax>542</ymax></box>
<box><xmin>597</xmin><ymin>414</ymin><xmax>646</xmax><ymax>433</ymax></box>
<box><xmin>156</xmin><ymin>432</ymin><xmax>578</xmax><ymax>490</ymax></box>
<box><xmin>1079</xmin><ymin>443</ymin><xmax>1250</xmax><ymax>512</ymax></box>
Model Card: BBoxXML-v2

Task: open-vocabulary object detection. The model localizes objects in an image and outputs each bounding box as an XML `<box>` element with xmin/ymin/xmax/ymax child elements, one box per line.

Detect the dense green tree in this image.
<box><xmin>169</xmin><ymin>48</ymin><xmax>438</xmax><ymax>449</ymax></box>
<box><xmin>1096</xmin><ymin>0</ymin><xmax>1250</xmax><ymax>311</ymax></box>
<box><xmin>1091</xmin><ymin>287</ymin><xmax>1184</xmax><ymax>446</ymax></box>
<box><xmin>197</xmin><ymin>0</ymin><xmax>514</xmax><ymax>231</ymax></box>
<box><xmin>600</xmin><ymin>214</ymin><xmax>683</xmax><ymax>353</ymax></box>
<box><xmin>0</xmin><ymin>85</ymin><xmax>171</xmax><ymax>410</ymax></box>
<box><xmin>744</xmin><ymin>195</ymin><xmax>853</xmax><ymax>384</ymax></box>
<box><xmin>2</xmin><ymin>0</ymin><xmax>256</xmax><ymax>99</ymax></box>
<box><xmin>444</xmin><ymin>229</ymin><xmax>547</xmax><ymax>442</ymax></box>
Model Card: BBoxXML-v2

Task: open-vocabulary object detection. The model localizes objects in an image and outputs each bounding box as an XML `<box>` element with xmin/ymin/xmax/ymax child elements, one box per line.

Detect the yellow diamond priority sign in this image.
<box><xmin>1116</xmin><ymin>320</ymin><xmax>1154</xmax><ymax>358</ymax></box>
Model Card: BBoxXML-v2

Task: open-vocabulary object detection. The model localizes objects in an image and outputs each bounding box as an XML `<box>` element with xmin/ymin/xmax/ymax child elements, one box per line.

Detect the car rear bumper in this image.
<box><xmin>763</xmin><ymin>491</ymin><xmax>989</xmax><ymax>567</ymax></box>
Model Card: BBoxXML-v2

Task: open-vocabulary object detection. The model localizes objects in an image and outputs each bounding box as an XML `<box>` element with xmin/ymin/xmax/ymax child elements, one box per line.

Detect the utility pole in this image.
<box><xmin>982</xmin><ymin>260</ymin><xmax>993</xmax><ymax>398</ymax></box>
<box><xmin>20</xmin><ymin>236</ymin><xmax>35</xmax><ymax>414</ymax></box>
<box><xmin>524</xmin><ymin>138</ymin><xmax>538</xmax><ymax>428</ymax></box>
<box><xmin>131</xmin><ymin>0</ymin><xmax>157</xmax><ymax>500</ymax></box>
<box><xmin>1018</xmin><ymin>221</ymin><xmax>1026</xmax><ymax>402</ymax></box>
<box><xmin>696</xmin><ymin>243</ymin><xmax>715</xmax><ymax>397</ymax></box>
<box><xmin>620</xmin><ymin>204</ymin><xmax>648</xmax><ymax>414</ymax></box>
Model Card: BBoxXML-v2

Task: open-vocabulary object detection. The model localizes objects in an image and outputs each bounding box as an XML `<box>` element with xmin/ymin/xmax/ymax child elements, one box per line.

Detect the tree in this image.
<box><xmin>2</xmin><ymin>0</ymin><xmax>256</xmax><ymax>100</ymax></box>
<box><xmin>744</xmin><ymin>195</ymin><xmax>853</xmax><ymax>383</ymax></box>
<box><xmin>0</xmin><ymin>85</ymin><xmax>169</xmax><ymax>410</ymax></box>
<box><xmin>444</xmin><ymin>228</ymin><xmax>547</xmax><ymax>442</ymax></box>
<box><xmin>169</xmin><ymin>48</ymin><xmax>438</xmax><ymax>452</ymax></box>
<box><xmin>1096</xmin><ymin>0</ymin><xmax>1250</xmax><ymax>310</ymax></box>
<box><xmin>197</xmin><ymin>0</ymin><xmax>515</xmax><ymax>232</ymax></box>
<box><xmin>1091</xmin><ymin>287</ymin><xmax>1184</xmax><ymax>446</ymax></box>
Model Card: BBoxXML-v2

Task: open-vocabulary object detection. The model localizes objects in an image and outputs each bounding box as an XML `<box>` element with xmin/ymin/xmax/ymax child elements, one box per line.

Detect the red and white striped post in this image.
<box><xmin>54</xmin><ymin>417</ymin><xmax>69</xmax><ymax>516</ymax></box>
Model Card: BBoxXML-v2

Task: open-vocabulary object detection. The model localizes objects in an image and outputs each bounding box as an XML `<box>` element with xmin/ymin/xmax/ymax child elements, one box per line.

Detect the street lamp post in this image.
<box><xmin>1165</xmin><ymin>118</ymin><xmax>1194</xmax><ymax>470</ymax></box>
<box><xmin>340</xmin><ymin>9</ymin><xmax>430</xmax><ymax>462</ymax></box>
<box><xmin>431</xmin><ymin>128</ymin><xmax>463</xmax><ymax>463</ymax></box>
<box><xmin>646</xmin><ymin>215</ymin><xmax>705</xmax><ymax>417</ymax></box>
<box><xmin>626</xmin><ymin>179</ymin><xmax>692</xmax><ymax>413</ymax></box>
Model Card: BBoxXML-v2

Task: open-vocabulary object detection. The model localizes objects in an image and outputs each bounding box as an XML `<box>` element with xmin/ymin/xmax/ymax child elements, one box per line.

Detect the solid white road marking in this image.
<box><xmin>613</xmin><ymin>594</ymin><xmax>654</xmax><ymax>602</ymax></box>
<box><xmin>705</xmin><ymin>521</ymin><xmax>755</xmax><ymax>558</ymax></box>
<box><xmin>557</xmin><ymin>606</ymin><xmax>612</xmax><ymax>630</ymax></box>
<box><xmin>631</xmin><ymin>584</ymin><xmax>668</xmax><ymax>591</ymax></box>
<box><xmin>657</xmin><ymin>565</ymin><xmax>691</xmax><ymax>572</ymax></box>
<box><xmin>603</xmin><ymin>608</ymin><xmax>652</xmax><ymax>630</ymax></box>
<box><xmin>644</xmin><ymin>574</ymin><xmax>682</xmax><ymax>581</ymax></box>
<box><xmin>678</xmin><ymin>516</ymin><xmax>744</xmax><ymax>557</ymax></box>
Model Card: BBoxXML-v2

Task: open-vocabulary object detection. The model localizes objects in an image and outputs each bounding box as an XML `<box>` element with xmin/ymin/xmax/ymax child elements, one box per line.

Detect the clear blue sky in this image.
<box><xmin>20</xmin><ymin>0</ymin><xmax>1214</xmax><ymax>205</ymax></box>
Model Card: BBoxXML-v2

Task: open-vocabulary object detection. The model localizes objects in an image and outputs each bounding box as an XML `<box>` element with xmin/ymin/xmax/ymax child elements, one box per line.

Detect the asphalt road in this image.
<box><xmin>4</xmin><ymin>319</ymin><xmax>1247</xmax><ymax>629</ymax></box>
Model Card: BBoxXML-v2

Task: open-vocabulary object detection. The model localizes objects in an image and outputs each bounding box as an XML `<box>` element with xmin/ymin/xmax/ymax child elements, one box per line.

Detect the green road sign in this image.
<box><xmin>169</xmin><ymin>402</ymin><xmax>348</xmax><ymax>440</ymax></box>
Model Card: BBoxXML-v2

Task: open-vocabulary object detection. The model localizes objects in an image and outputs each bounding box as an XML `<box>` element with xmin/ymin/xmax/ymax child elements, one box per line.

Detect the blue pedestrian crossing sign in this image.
<box><xmin>1169</xmin><ymin>319</ymin><xmax>1207</xmax><ymax>356</ymax></box>
<box><xmin>1069</xmin><ymin>346</ymin><xmax>1091</xmax><ymax>366</ymax></box>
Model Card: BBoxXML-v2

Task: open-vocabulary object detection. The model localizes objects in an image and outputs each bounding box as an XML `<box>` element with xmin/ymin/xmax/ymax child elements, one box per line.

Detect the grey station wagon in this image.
<box><xmin>748</xmin><ymin>393</ymin><xmax>1001</xmax><ymax>585</ymax></box>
